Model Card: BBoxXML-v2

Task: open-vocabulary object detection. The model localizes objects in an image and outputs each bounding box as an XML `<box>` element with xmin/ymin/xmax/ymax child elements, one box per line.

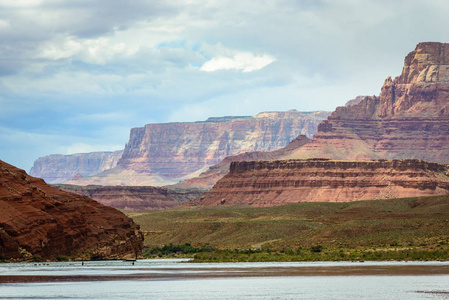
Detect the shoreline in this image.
<box><xmin>1</xmin><ymin>260</ymin><xmax>449</xmax><ymax>283</ymax></box>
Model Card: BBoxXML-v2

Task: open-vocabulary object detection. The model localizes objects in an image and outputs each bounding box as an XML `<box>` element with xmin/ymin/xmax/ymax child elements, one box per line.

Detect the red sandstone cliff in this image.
<box><xmin>189</xmin><ymin>159</ymin><xmax>449</xmax><ymax>207</ymax></box>
<box><xmin>285</xmin><ymin>42</ymin><xmax>449</xmax><ymax>162</ymax></box>
<box><xmin>0</xmin><ymin>160</ymin><xmax>143</xmax><ymax>261</ymax></box>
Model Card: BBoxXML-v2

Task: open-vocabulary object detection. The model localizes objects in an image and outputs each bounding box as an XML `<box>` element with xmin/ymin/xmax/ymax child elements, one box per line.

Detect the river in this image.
<box><xmin>0</xmin><ymin>259</ymin><xmax>448</xmax><ymax>299</ymax></box>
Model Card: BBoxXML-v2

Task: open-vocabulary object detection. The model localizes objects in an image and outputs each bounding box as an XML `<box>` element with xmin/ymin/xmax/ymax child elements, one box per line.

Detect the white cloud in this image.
<box><xmin>0</xmin><ymin>0</ymin><xmax>43</xmax><ymax>7</ymax></box>
<box><xmin>0</xmin><ymin>19</ymin><xmax>10</xmax><ymax>29</ymax></box>
<box><xmin>201</xmin><ymin>52</ymin><xmax>275</xmax><ymax>72</ymax></box>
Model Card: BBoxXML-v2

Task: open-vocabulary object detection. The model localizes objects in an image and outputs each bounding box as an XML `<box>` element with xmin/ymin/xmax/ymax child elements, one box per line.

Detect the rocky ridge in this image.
<box><xmin>189</xmin><ymin>159</ymin><xmax>449</xmax><ymax>207</ymax></box>
<box><xmin>55</xmin><ymin>185</ymin><xmax>205</xmax><ymax>211</ymax></box>
<box><xmin>0</xmin><ymin>160</ymin><xmax>143</xmax><ymax>261</ymax></box>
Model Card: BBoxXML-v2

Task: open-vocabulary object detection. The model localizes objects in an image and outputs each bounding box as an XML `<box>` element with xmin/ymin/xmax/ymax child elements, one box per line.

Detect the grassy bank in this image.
<box><xmin>192</xmin><ymin>245</ymin><xmax>449</xmax><ymax>262</ymax></box>
<box><xmin>131</xmin><ymin>195</ymin><xmax>449</xmax><ymax>261</ymax></box>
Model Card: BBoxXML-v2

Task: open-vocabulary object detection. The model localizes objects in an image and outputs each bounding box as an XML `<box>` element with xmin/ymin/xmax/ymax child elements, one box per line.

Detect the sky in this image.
<box><xmin>1</xmin><ymin>0</ymin><xmax>449</xmax><ymax>171</ymax></box>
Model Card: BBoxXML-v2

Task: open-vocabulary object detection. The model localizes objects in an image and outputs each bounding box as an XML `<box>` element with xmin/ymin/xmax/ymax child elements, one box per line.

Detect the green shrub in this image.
<box><xmin>56</xmin><ymin>256</ymin><xmax>68</xmax><ymax>261</ymax></box>
<box><xmin>32</xmin><ymin>255</ymin><xmax>42</xmax><ymax>262</ymax></box>
<box><xmin>310</xmin><ymin>245</ymin><xmax>323</xmax><ymax>253</ymax></box>
<box><xmin>142</xmin><ymin>243</ymin><xmax>215</xmax><ymax>258</ymax></box>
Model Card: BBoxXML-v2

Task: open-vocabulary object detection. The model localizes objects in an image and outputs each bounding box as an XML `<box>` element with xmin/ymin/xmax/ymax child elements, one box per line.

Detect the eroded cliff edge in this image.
<box><xmin>189</xmin><ymin>159</ymin><xmax>449</xmax><ymax>207</ymax></box>
<box><xmin>0</xmin><ymin>160</ymin><xmax>143</xmax><ymax>261</ymax></box>
<box><xmin>286</xmin><ymin>42</ymin><xmax>449</xmax><ymax>162</ymax></box>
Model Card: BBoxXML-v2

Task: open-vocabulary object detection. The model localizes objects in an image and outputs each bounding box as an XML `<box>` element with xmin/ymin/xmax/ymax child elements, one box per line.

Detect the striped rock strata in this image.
<box><xmin>188</xmin><ymin>159</ymin><xmax>449</xmax><ymax>207</ymax></box>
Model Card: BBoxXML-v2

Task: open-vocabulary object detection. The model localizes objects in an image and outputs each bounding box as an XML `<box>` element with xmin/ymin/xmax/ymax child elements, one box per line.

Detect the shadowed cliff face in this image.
<box><xmin>0</xmin><ymin>160</ymin><xmax>143</xmax><ymax>261</ymax></box>
<box><xmin>285</xmin><ymin>42</ymin><xmax>449</xmax><ymax>163</ymax></box>
<box><xmin>188</xmin><ymin>159</ymin><xmax>449</xmax><ymax>207</ymax></box>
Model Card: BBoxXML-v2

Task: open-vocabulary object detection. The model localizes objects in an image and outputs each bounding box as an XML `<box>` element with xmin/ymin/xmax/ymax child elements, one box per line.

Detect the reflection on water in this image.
<box><xmin>0</xmin><ymin>260</ymin><xmax>448</xmax><ymax>299</ymax></box>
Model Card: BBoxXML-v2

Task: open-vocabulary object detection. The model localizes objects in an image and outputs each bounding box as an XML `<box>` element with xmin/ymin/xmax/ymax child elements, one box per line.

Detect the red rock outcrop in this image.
<box><xmin>66</xmin><ymin>110</ymin><xmax>329</xmax><ymax>186</ymax></box>
<box><xmin>30</xmin><ymin>150</ymin><xmax>123</xmax><ymax>184</ymax></box>
<box><xmin>0</xmin><ymin>160</ymin><xmax>143</xmax><ymax>261</ymax></box>
<box><xmin>189</xmin><ymin>159</ymin><xmax>449</xmax><ymax>207</ymax></box>
<box><xmin>55</xmin><ymin>185</ymin><xmax>205</xmax><ymax>211</ymax></box>
<box><xmin>285</xmin><ymin>42</ymin><xmax>449</xmax><ymax>163</ymax></box>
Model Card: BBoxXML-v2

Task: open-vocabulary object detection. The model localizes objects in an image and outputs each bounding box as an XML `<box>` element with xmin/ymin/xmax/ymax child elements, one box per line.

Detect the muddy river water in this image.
<box><xmin>0</xmin><ymin>259</ymin><xmax>448</xmax><ymax>299</ymax></box>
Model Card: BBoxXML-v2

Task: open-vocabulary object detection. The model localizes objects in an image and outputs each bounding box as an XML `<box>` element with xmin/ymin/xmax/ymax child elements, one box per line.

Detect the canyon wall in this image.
<box><xmin>30</xmin><ymin>150</ymin><xmax>123</xmax><ymax>184</ymax></box>
<box><xmin>285</xmin><ymin>42</ymin><xmax>449</xmax><ymax>163</ymax></box>
<box><xmin>0</xmin><ymin>160</ymin><xmax>143</xmax><ymax>261</ymax></box>
<box><xmin>189</xmin><ymin>159</ymin><xmax>449</xmax><ymax>207</ymax></box>
<box><xmin>66</xmin><ymin>110</ymin><xmax>329</xmax><ymax>186</ymax></box>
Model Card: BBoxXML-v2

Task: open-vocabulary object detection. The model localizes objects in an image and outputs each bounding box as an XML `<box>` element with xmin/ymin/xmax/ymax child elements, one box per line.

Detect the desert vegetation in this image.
<box><xmin>131</xmin><ymin>195</ymin><xmax>449</xmax><ymax>261</ymax></box>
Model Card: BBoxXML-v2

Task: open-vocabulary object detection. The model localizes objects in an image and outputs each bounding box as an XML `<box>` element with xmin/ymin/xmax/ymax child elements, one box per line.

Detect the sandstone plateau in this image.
<box><xmin>189</xmin><ymin>159</ymin><xmax>449</xmax><ymax>207</ymax></box>
<box><xmin>31</xmin><ymin>110</ymin><xmax>329</xmax><ymax>186</ymax></box>
<box><xmin>0</xmin><ymin>160</ymin><xmax>143</xmax><ymax>261</ymax></box>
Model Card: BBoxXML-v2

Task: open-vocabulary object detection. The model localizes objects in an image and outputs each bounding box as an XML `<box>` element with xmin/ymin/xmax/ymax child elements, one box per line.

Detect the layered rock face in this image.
<box><xmin>67</xmin><ymin>110</ymin><xmax>328</xmax><ymax>186</ymax></box>
<box><xmin>30</xmin><ymin>150</ymin><xmax>123</xmax><ymax>184</ymax></box>
<box><xmin>286</xmin><ymin>42</ymin><xmax>449</xmax><ymax>163</ymax></box>
<box><xmin>189</xmin><ymin>159</ymin><xmax>449</xmax><ymax>207</ymax></box>
<box><xmin>55</xmin><ymin>185</ymin><xmax>205</xmax><ymax>211</ymax></box>
<box><xmin>0</xmin><ymin>160</ymin><xmax>143</xmax><ymax>261</ymax></box>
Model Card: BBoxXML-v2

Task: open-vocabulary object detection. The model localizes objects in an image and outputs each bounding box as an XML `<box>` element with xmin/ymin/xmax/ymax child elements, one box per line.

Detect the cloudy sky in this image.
<box><xmin>1</xmin><ymin>0</ymin><xmax>449</xmax><ymax>171</ymax></box>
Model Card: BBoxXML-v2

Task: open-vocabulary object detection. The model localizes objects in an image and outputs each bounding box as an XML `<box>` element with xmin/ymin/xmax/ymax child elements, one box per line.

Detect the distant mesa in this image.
<box><xmin>0</xmin><ymin>160</ymin><xmax>143</xmax><ymax>261</ymax></box>
<box><xmin>30</xmin><ymin>150</ymin><xmax>123</xmax><ymax>184</ymax></box>
<box><xmin>30</xmin><ymin>110</ymin><xmax>330</xmax><ymax>186</ymax></box>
